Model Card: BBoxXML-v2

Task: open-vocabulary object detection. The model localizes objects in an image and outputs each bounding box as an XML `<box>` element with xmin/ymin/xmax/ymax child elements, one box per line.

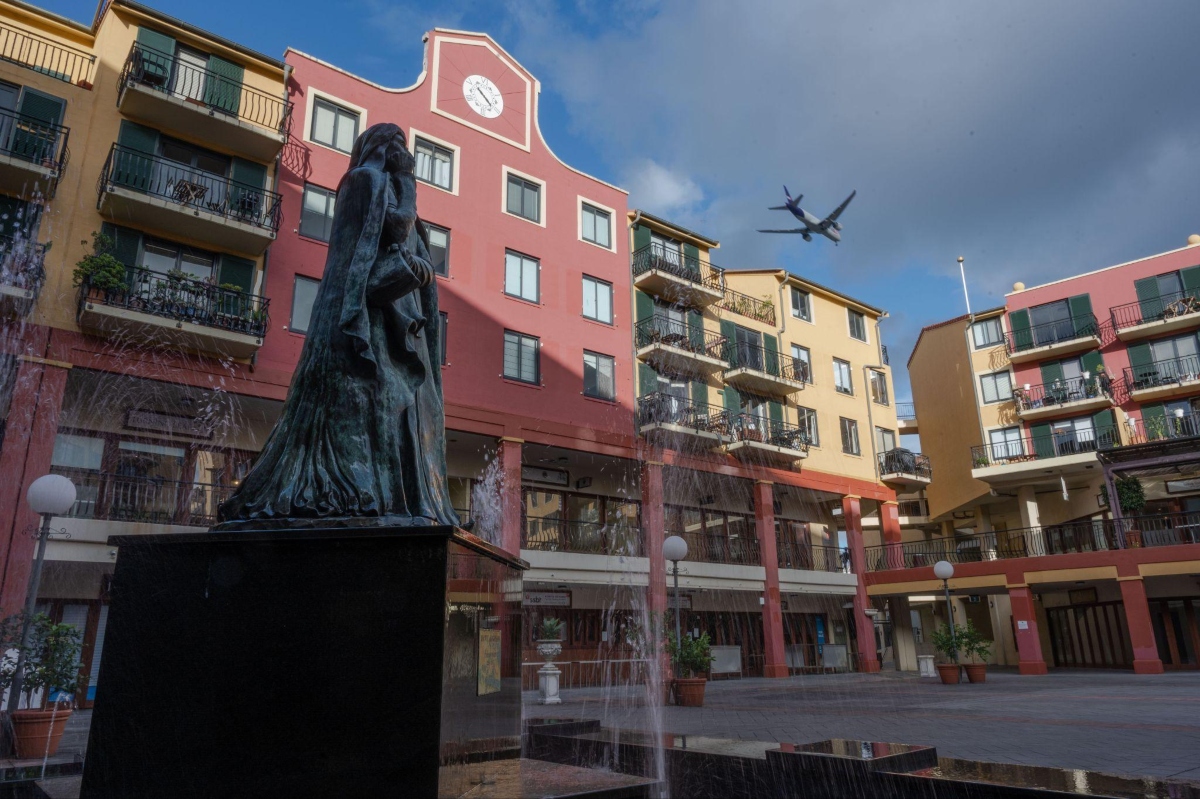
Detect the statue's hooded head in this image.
<box><xmin>349</xmin><ymin>122</ymin><xmax>413</xmax><ymax>177</ymax></box>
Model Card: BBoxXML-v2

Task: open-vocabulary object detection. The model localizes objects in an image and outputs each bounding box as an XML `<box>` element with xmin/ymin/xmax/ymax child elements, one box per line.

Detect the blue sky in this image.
<box><xmin>45</xmin><ymin>0</ymin><xmax>1200</xmax><ymax>401</ymax></box>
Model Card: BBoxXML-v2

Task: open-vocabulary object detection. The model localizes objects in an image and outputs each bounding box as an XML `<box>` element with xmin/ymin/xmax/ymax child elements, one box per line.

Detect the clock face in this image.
<box><xmin>462</xmin><ymin>75</ymin><xmax>503</xmax><ymax>119</ymax></box>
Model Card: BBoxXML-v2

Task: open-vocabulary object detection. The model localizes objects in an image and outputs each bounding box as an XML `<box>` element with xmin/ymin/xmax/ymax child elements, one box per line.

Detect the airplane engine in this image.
<box><xmin>833</xmin><ymin>222</ymin><xmax>843</xmax><ymax>231</ymax></box>
<box><xmin>802</xmin><ymin>233</ymin><xmax>812</xmax><ymax>242</ymax></box>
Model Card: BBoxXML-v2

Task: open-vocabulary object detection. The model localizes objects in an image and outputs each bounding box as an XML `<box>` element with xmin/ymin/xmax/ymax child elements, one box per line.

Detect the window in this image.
<box><xmin>840</xmin><ymin>417</ymin><xmax>860</xmax><ymax>455</ymax></box>
<box><xmin>426</xmin><ymin>223</ymin><xmax>449</xmax><ymax>276</ymax></box>
<box><xmin>1157</xmin><ymin>270</ymin><xmax>1184</xmax><ymax>299</ymax></box>
<box><xmin>439</xmin><ymin>312</ymin><xmax>448</xmax><ymax>365</ymax></box>
<box><xmin>833</xmin><ymin>358</ymin><xmax>853</xmax><ymax>395</ymax></box>
<box><xmin>980</xmin><ymin>370</ymin><xmax>1014</xmax><ymax>403</ymax></box>
<box><xmin>790</xmin><ymin>345</ymin><xmax>812</xmax><ymax>384</ymax></box>
<box><xmin>581</xmin><ymin>203</ymin><xmax>611</xmax><ymax>248</ymax></box>
<box><xmin>290</xmin><ymin>276</ymin><xmax>320</xmax><ymax>334</ymax></box>
<box><xmin>311</xmin><ymin>98</ymin><xmax>359</xmax><ymax>153</ymax></box>
<box><xmin>796</xmin><ymin>406</ymin><xmax>819</xmax><ymax>446</ymax></box>
<box><xmin>876</xmin><ymin>427</ymin><xmax>896</xmax><ymax>453</ymax></box>
<box><xmin>140</xmin><ymin>238</ymin><xmax>215</xmax><ymax>280</ymax></box>
<box><xmin>791</xmin><ymin>287</ymin><xmax>811</xmax><ymax>321</ymax></box>
<box><xmin>1029</xmin><ymin>299</ymin><xmax>1074</xmax><ymax>345</ymax></box>
<box><xmin>503</xmin><ymin>330</ymin><xmax>539</xmax><ymax>384</ymax></box>
<box><xmin>1150</xmin><ymin>333</ymin><xmax>1199</xmax><ymax>367</ymax></box>
<box><xmin>504</xmin><ymin>250</ymin><xmax>539</xmax><ymax>303</ymax></box>
<box><xmin>582</xmin><ymin>276</ymin><xmax>613</xmax><ymax>324</ymax></box>
<box><xmin>869</xmin><ymin>370</ymin><xmax>889</xmax><ymax>405</ymax></box>
<box><xmin>988</xmin><ymin>427</ymin><xmax>1023</xmax><ymax>459</ymax></box>
<box><xmin>1051</xmin><ymin>416</ymin><xmax>1096</xmax><ymax>452</ymax></box>
<box><xmin>848</xmin><ymin>309</ymin><xmax>867</xmax><ymax>342</ymax></box>
<box><xmin>506</xmin><ymin>173</ymin><xmax>541</xmax><ymax>222</ymax></box>
<box><xmin>300</xmin><ymin>184</ymin><xmax>336</xmax><ymax>242</ymax></box>
<box><xmin>971</xmin><ymin>317</ymin><xmax>1004</xmax><ymax>348</ymax></box>
<box><xmin>583</xmin><ymin>351</ymin><xmax>616</xmax><ymax>401</ymax></box>
<box><xmin>414</xmin><ymin>137</ymin><xmax>453</xmax><ymax>190</ymax></box>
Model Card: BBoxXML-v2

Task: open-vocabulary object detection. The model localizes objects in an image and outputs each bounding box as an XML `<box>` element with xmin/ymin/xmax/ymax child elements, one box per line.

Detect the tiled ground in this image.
<box><xmin>525</xmin><ymin>669</ymin><xmax>1200</xmax><ymax>781</ymax></box>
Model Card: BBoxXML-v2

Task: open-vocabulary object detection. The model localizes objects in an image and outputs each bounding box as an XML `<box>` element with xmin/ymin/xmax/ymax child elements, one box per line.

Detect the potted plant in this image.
<box><xmin>1101</xmin><ymin>477</ymin><xmax>1147</xmax><ymax>546</ymax></box>
<box><xmin>929</xmin><ymin>623</ymin><xmax>961</xmax><ymax>684</ymax></box>
<box><xmin>959</xmin><ymin>621</ymin><xmax>992</xmax><ymax>683</ymax></box>
<box><xmin>536</xmin><ymin>617</ymin><xmax>564</xmax><ymax>664</ymax></box>
<box><xmin>72</xmin><ymin>232</ymin><xmax>127</xmax><ymax>302</ymax></box>
<box><xmin>0</xmin><ymin>613</ymin><xmax>83</xmax><ymax>758</ymax></box>
<box><xmin>667</xmin><ymin>631</ymin><xmax>714</xmax><ymax>706</ymax></box>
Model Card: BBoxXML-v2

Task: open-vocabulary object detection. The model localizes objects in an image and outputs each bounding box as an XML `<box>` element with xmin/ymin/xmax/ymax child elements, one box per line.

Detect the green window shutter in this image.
<box><xmin>1134</xmin><ymin>277</ymin><xmax>1162</xmax><ymax>323</ymax></box>
<box><xmin>768</xmin><ymin>400</ymin><xmax>784</xmax><ymax>437</ymax></box>
<box><xmin>1080</xmin><ymin>351</ymin><xmax>1104</xmax><ymax>375</ymax></box>
<box><xmin>1092</xmin><ymin>409</ymin><xmax>1116</xmax><ymax>447</ymax></box>
<box><xmin>1009</xmin><ymin>309</ymin><xmax>1032</xmax><ymax>352</ymax></box>
<box><xmin>632</xmin><ymin>224</ymin><xmax>650</xmax><ymax>252</ymax></box>
<box><xmin>231</xmin><ymin>158</ymin><xmax>266</xmax><ymax>190</ymax></box>
<box><xmin>1140</xmin><ymin>403</ymin><xmax>1167</xmax><ymax>441</ymax></box>
<box><xmin>204</xmin><ymin>55</ymin><xmax>244</xmax><ymax>116</ymax></box>
<box><xmin>218</xmin><ymin>255</ymin><xmax>255</xmax><ymax>293</ymax></box>
<box><xmin>136</xmin><ymin>27</ymin><xmax>176</xmax><ymax>86</ymax></box>
<box><xmin>1181</xmin><ymin>265</ymin><xmax>1200</xmax><ymax>300</ymax></box>
<box><xmin>719</xmin><ymin>318</ymin><xmax>736</xmax><ymax>366</ymax></box>
<box><xmin>1127</xmin><ymin>341</ymin><xmax>1154</xmax><ymax>384</ymax></box>
<box><xmin>690</xmin><ymin>379</ymin><xmax>707</xmax><ymax>408</ymax></box>
<box><xmin>1039</xmin><ymin>360</ymin><xmax>1064</xmax><ymax>386</ymax></box>
<box><xmin>682</xmin><ymin>243</ymin><xmax>700</xmax><ymax>278</ymax></box>
<box><xmin>721</xmin><ymin>387</ymin><xmax>739</xmax><ymax>413</ymax></box>
<box><xmin>1030</xmin><ymin>422</ymin><xmax>1055</xmax><ymax>459</ymax></box>
<box><xmin>1068</xmin><ymin>294</ymin><xmax>1094</xmax><ymax>336</ymax></box>
<box><xmin>635</xmin><ymin>290</ymin><xmax>653</xmax><ymax>323</ymax></box>
<box><xmin>13</xmin><ymin>90</ymin><xmax>64</xmax><ymax>163</ymax></box>
<box><xmin>114</xmin><ymin>120</ymin><xmax>158</xmax><ymax>192</ymax></box>
<box><xmin>637</xmin><ymin>363</ymin><xmax>657</xmax><ymax>397</ymax></box>
<box><xmin>229</xmin><ymin>158</ymin><xmax>268</xmax><ymax>221</ymax></box>
<box><xmin>687</xmin><ymin>309</ymin><xmax>704</xmax><ymax>351</ymax></box>
<box><xmin>763</xmin><ymin>333</ymin><xmax>780</xmax><ymax>376</ymax></box>
<box><xmin>117</xmin><ymin>120</ymin><xmax>158</xmax><ymax>153</ymax></box>
<box><xmin>100</xmin><ymin>223</ymin><xmax>140</xmax><ymax>267</ymax></box>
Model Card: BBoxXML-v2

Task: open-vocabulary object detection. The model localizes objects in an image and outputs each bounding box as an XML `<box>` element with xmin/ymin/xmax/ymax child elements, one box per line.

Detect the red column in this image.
<box><xmin>842</xmin><ymin>496</ymin><xmax>880</xmax><ymax>673</ymax></box>
<box><xmin>755</xmin><ymin>481</ymin><xmax>788</xmax><ymax>678</ymax></box>
<box><xmin>881</xmin><ymin>501</ymin><xmax>903</xmax><ymax>570</ymax></box>
<box><xmin>498</xmin><ymin>437</ymin><xmax>523</xmax><ymax>557</ymax></box>
<box><xmin>1119</xmin><ymin>577</ymin><xmax>1164</xmax><ymax>674</ymax></box>
<box><xmin>1007</xmin><ymin>585</ymin><xmax>1048</xmax><ymax>675</ymax></box>
<box><xmin>641</xmin><ymin>461</ymin><xmax>666</xmax><ymax>619</ymax></box>
<box><xmin>0</xmin><ymin>358</ymin><xmax>70</xmax><ymax>613</ymax></box>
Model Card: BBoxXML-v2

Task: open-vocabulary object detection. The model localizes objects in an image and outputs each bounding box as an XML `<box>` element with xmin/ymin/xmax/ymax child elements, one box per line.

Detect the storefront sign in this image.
<box><xmin>525</xmin><ymin>591</ymin><xmax>571</xmax><ymax>607</ymax></box>
<box><xmin>667</xmin><ymin>594</ymin><xmax>692</xmax><ymax>610</ymax></box>
<box><xmin>1166</xmin><ymin>478</ymin><xmax>1200</xmax><ymax>494</ymax></box>
<box><xmin>124</xmin><ymin>409</ymin><xmax>213</xmax><ymax>440</ymax></box>
<box><xmin>477</xmin><ymin>628</ymin><xmax>501</xmax><ymax>696</ymax></box>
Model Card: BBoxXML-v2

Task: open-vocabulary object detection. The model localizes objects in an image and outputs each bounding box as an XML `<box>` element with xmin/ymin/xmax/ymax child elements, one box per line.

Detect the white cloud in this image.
<box><xmin>621</xmin><ymin>159</ymin><xmax>703</xmax><ymax>217</ymax></box>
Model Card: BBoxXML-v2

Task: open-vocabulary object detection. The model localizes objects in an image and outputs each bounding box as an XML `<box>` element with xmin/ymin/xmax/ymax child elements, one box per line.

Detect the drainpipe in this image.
<box><xmin>628</xmin><ymin>210</ymin><xmax>644</xmax><ymax>445</ymax></box>
<box><xmin>864</xmin><ymin>313</ymin><xmax>889</xmax><ymax>482</ymax></box>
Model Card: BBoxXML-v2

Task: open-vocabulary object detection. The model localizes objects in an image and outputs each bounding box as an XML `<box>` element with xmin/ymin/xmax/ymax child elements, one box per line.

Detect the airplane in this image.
<box><xmin>758</xmin><ymin>186</ymin><xmax>856</xmax><ymax>244</ymax></box>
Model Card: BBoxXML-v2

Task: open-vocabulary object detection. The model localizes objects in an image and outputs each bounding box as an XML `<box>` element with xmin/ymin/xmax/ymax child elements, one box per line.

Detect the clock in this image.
<box><xmin>462</xmin><ymin>75</ymin><xmax>503</xmax><ymax>119</ymax></box>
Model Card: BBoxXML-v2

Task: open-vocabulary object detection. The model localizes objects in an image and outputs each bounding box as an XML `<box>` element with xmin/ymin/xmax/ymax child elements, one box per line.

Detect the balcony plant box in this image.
<box><xmin>1</xmin><ymin>613</ymin><xmax>84</xmax><ymax>758</ymax></box>
<box><xmin>668</xmin><ymin>631</ymin><xmax>714</xmax><ymax>707</ymax></box>
<box><xmin>741</xmin><ymin>428</ymin><xmax>764</xmax><ymax>443</ymax></box>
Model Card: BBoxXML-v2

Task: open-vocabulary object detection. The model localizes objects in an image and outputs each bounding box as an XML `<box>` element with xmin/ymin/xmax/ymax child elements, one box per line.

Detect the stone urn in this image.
<box><xmin>536</xmin><ymin>639</ymin><xmax>562</xmax><ymax>664</ymax></box>
<box><xmin>536</xmin><ymin>639</ymin><xmax>563</xmax><ymax>705</ymax></box>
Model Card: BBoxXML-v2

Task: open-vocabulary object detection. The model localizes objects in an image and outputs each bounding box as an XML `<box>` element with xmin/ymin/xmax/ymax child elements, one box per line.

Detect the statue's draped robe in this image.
<box><xmin>219</xmin><ymin>165</ymin><xmax>458</xmax><ymax>526</ymax></box>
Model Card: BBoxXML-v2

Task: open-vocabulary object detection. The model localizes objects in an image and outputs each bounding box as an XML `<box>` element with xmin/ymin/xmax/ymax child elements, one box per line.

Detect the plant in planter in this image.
<box><xmin>536</xmin><ymin>617</ymin><xmax>564</xmax><ymax>706</ymax></box>
<box><xmin>0</xmin><ymin>612</ymin><xmax>83</xmax><ymax>758</ymax></box>
<box><xmin>929</xmin><ymin>623</ymin><xmax>962</xmax><ymax>684</ymax></box>
<box><xmin>72</xmin><ymin>232</ymin><xmax>127</xmax><ymax>302</ymax></box>
<box><xmin>1100</xmin><ymin>477</ymin><xmax>1147</xmax><ymax>545</ymax></box>
<box><xmin>667</xmin><ymin>631</ymin><xmax>714</xmax><ymax>706</ymax></box>
<box><xmin>958</xmin><ymin>621</ymin><xmax>993</xmax><ymax>683</ymax></box>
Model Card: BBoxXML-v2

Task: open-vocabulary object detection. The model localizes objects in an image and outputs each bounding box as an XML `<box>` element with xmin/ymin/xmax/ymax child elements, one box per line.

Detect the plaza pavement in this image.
<box><xmin>524</xmin><ymin>669</ymin><xmax>1200</xmax><ymax>782</ymax></box>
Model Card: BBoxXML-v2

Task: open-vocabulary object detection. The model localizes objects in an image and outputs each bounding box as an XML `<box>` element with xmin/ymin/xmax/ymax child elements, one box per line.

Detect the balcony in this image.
<box><xmin>634</xmin><ymin>316</ymin><xmax>728</xmax><ymax>375</ymax></box>
<box><xmin>522</xmin><ymin>519</ymin><xmax>643</xmax><ymax>557</ymax></box>
<box><xmin>877</xmin><ymin>448</ymin><xmax>931</xmax><ymax>489</ymax></box>
<box><xmin>97</xmin><ymin>144</ymin><xmax>281</xmax><ymax>255</ymax></box>
<box><xmin>970</xmin><ymin>426</ymin><xmax>1117</xmax><ymax>483</ymax></box>
<box><xmin>723</xmin><ymin>341</ymin><xmax>807</xmax><ymax>396</ymax></box>
<box><xmin>0</xmin><ymin>22</ymin><xmax>95</xmax><ymax>86</ymax></box>
<box><xmin>1006</xmin><ymin>314</ymin><xmax>1103</xmax><ymax>364</ymax></box>
<box><xmin>674</xmin><ymin>530</ymin><xmax>761</xmax><ymax>567</ymax></box>
<box><xmin>1110</xmin><ymin>290</ymin><xmax>1200</xmax><ymax>342</ymax></box>
<box><xmin>0</xmin><ymin>234</ymin><xmax>46</xmax><ymax>318</ymax></box>
<box><xmin>776</xmin><ymin>539</ymin><xmax>850</xmax><ymax>573</ymax></box>
<box><xmin>118</xmin><ymin>43</ymin><xmax>291</xmax><ymax>161</ymax></box>
<box><xmin>0</xmin><ymin>106</ymin><xmax>69</xmax><ymax>198</ymax></box>
<box><xmin>52</xmin><ymin>469</ymin><xmax>230</xmax><ymax>529</ymax></box>
<box><xmin>896</xmin><ymin>401</ymin><xmax>918</xmax><ymax>434</ymax></box>
<box><xmin>1124</xmin><ymin>355</ymin><xmax>1200</xmax><ymax>403</ymax></box>
<box><xmin>1013</xmin><ymin>375</ymin><xmax>1119</xmax><ymax>421</ymax></box>
<box><xmin>631</xmin><ymin>243</ymin><xmax>724</xmax><ymax>307</ymax></box>
<box><xmin>1119</xmin><ymin>410</ymin><xmax>1200</xmax><ymax>447</ymax></box>
<box><xmin>77</xmin><ymin>263</ymin><xmax>269</xmax><ymax>358</ymax></box>
<box><xmin>636</xmin><ymin>393</ymin><xmax>732</xmax><ymax>450</ymax></box>
<box><xmin>718</xmin><ymin>286</ymin><xmax>777</xmax><ymax>326</ymax></box>
<box><xmin>723</xmin><ymin>414</ymin><xmax>810</xmax><ymax>466</ymax></box>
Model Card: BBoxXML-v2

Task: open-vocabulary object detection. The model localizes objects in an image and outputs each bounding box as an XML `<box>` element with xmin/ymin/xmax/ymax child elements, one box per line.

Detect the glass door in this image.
<box><xmin>171</xmin><ymin>47</ymin><xmax>208</xmax><ymax>104</ymax></box>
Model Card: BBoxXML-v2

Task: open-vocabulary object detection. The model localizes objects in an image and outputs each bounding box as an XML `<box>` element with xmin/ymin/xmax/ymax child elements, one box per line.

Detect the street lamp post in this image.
<box><xmin>933</xmin><ymin>560</ymin><xmax>957</xmax><ymax>669</ymax></box>
<box><xmin>7</xmin><ymin>475</ymin><xmax>76</xmax><ymax>715</ymax></box>
<box><xmin>662</xmin><ymin>535</ymin><xmax>688</xmax><ymax>675</ymax></box>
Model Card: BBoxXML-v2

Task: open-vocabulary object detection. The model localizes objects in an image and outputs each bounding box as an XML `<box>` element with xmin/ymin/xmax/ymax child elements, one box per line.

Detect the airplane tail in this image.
<box><xmin>783</xmin><ymin>185</ymin><xmax>790</xmax><ymax>200</ymax></box>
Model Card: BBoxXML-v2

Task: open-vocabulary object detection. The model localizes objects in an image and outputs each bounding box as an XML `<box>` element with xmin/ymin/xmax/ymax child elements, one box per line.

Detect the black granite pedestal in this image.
<box><xmin>79</xmin><ymin>525</ymin><xmax>526</xmax><ymax>799</ymax></box>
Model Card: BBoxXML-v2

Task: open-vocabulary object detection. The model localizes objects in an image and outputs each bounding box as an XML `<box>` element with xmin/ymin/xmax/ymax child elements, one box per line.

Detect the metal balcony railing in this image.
<box><xmin>1123</xmin><ymin>410</ymin><xmax>1200</xmax><ymax>446</ymax></box>
<box><xmin>1006</xmin><ymin>313</ymin><xmax>1099</xmax><ymax>355</ymax></box>
<box><xmin>522</xmin><ymin>518</ymin><xmax>643</xmax><ymax>557</ymax></box>
<box><xmin>79</xmin><ymin>263</ymin><xmax>270</xmax><ymax>338</ymax></box>
<box><xmin>50</xmin><ymin>468</ymin><xmax>231</xmax><ymax>527</ymax></box>
<box><xmin>673</xmin><ymin>530</ymin><xmax>761</xmax><ymax>566</ymax></box>
<box><xmin>725</xmin><ymin>340</ymin><xmax>808</xmax><ymax>383</ymax></box>
<box><xmin>1111</xmin><ymin>288</ymin><xmax>1200</xmax><ymax>330</ymax></box>
<box><xmin>895</xmin><ymin>402</ymin><xmax>916</xmax><ymax>420</ymax></box>
<box><xmin>776</xmin><ymin>539</ymin><xmax>850</xmax><ymax>573</ymax></box>
<box><xmin>718</xmin><ymin>286</ymin><xmax>776</xmax><ymax>325</ymax></box>
<box><xmin>971</xmin><ymin>425</ymin><xmax>1118</xmax><ymax>467</ymax></box>
<box><xmin>0</xmin><ymin>233</ymin><xmax>46</xmax><ymax>291</ymax></box>
<box><xmin>897</xmin><ymin>498</ymin><xmax>928</xmax><ymax>517</ymax></box>
<box><xmin>636</xmin><ymin>393</ymin><xmax>731</xmax><ymax>435</ymax></box>
<box><xmin>1012</xmin><ymin>374</ymin><xmax>1119</xmax><ymax>411</ymax></box>
<box><xmin>631</xmin><ymin>242</ymin><xmax>724</xmax><ymax>292</ymax></box>
<box><xmin>729</xmin><ymin>413</ymin><xmax>811</xmax><ymax>454</ymax></box>
<box><xmin>0</xmin><ymin>105</ymin><xmax>70</xmax><ymax>177</ymax></box>
<box><xmin>877</xmin><ymin>448</ymin><xmax>931</xmax><ymax>479</ymax></box>
<box><xmin>634</xmin><ymin>316</ymin><xmax>727</xmax><ymax>361</ymax></box>
<box><xmin>99</xmin><ymin>144</ymin><xmax>282</xmax><ymax>233</ymax></box>
<box><xmin>0</xmin><ymin>22</ymin><xmax>94</xmax><ymax>85</ymax></box>
<box><xmin>1124</xmin><ymin>354</ymin><xmax>1200</xmax><ymax>392</ymax></box>
<box><xmin>120</xmin><ymin>43</ymin><xmax>292</xmax><ymax>134</ymax></box>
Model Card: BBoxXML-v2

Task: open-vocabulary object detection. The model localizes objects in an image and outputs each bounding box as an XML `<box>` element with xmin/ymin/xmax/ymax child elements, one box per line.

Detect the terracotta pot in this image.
<box><xmin>12</xmin><ymin>706</ymin><xmax>73</xmax><ymax>759</ymax></box>
<box><xmin>964</xmin><ymin>663</ymin><xmax>987</xmax><ymax>683</ymax></box>
<box><xmin>675</xmin><ymin>676</ymin><xmax>707</xmax><ymax>706</ymax></box>
<box><xmin>936</xmin><ymin>664</ymin><xmax>961</xmax><ymax>685</ymax></box>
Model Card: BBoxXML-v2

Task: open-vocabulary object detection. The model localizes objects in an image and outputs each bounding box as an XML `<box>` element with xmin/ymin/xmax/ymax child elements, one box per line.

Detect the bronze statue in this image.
<box><xmin>217</xmin><ymin>123</ymin><xmax>460</xmax><ymax>529</ymax></box>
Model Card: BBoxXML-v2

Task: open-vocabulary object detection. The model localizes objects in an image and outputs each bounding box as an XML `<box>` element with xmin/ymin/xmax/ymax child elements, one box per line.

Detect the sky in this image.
<box><xmin>45</xmin><ymin>0</ymin><xmax>1200</xmax><ymax>400</ymax></box>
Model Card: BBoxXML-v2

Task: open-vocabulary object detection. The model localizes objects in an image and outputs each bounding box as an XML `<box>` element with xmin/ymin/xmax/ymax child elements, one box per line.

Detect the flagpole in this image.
<box><xmin>958</xmin><ymin>256</ymin><xmax>972</xmax><ymax>319</ymax></box>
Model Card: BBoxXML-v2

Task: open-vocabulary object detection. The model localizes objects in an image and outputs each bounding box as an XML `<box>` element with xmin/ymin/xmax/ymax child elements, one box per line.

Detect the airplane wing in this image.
<box><xmin>767</xmin><ymin>206</ymin><xmax>789</xmax><ymax>210</ymax></box>
<box><xmin>756</xmin><ymin>228</ymin><xmax>809</xmax><ymax>234</ymax></box>
<box><xmin>826</xmin><ymin>190</ymin><xmax>857</xmax><ymax>222</ymax></box>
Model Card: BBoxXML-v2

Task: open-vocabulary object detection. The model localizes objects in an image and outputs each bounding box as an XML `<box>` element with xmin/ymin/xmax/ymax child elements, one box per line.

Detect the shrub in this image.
<box><xmin>667</xmin><ymin>631</ymin><xmax>714</xmax><ymax>678</ymax></box>
<box><xmin>72</xmin><ymin>232</ymin><xmax>126</xmax><ymax>292</ymax></box>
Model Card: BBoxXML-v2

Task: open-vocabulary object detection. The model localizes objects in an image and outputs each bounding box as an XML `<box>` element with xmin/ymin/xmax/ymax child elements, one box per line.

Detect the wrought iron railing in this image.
<box><xmin>0</xmin><ymin>22</ymin><xmax>94</xmax><ymax>85</ymax></box>
<box><xmin>1111</xmin><ymin>288</ymin><xmax>1200</xmax><ymax>330</ymax></box>
<box><xmin>0</xmin><ymin>233</ymin><xmax>46</xmax><ymax>292</ymax></box>
<box><xmin>718</xmin><ymin>287</ymin><xmax>776</xmax><ymax>325</ymax></box>
<box><xmin>971</xmin><ymin>426</ymin><xmax>1118</xmax><ymax>467</ymax></box>
<box><xmin>877</xmin><ymin>448</ymin><xmax>931</xmax><ymax>479</ymax></box>
<box><xmin>1005</xmin><ymin>313</ymin><xmax>1099</xmax><ymax>355</ymax></box>
<box><xmin>895</xmin><ymin>402</ymin><xmax>916</xmax><ymax>420</ymax></box>
<box><xmin>1124</xmin><ymin>354</ymin><xmax>1200</xmax><ymax>393</ymax></box>
<box><xmin>119</xmin><ymin>43</ymin><xmax>292</xmax><ymax>135</ymax></box>
<box><xmin>1122</xmin><ymin>410</ymin><xmax>1200</xmax><ymax>446</ymax></box>
<box><xmin>636</xmin><ymin>393</ymin><xmax>730</xmax><ymax>436</ymax></box>
<box><xmin>522</xmin><ymin>518</ymin><xmax>643</xmax><ymax>557</ymax></box>
<box><xmin>79</xmin><ymin>263</ymin><xmax>270</xmax><ymax>338</ymax></box>
<box><xmin>725</xmin><ymin>340</ymin><xmax>808</xmax><ymax>383</ymax></box>
<box><xmin>729</xmin><ymin>413</ymin><xmax>811</xmax><ymax>454</ymax></box>
<box><xmin>898</xmin><ymin>498</ymin><xmax>928</xmax><ymax>517</ymax></box>
<box><xmin>0</xmin><ymin>105</ymin><xmax>70</xmax><ymax>178</ymax></box>
<box><xmin>1013</xmin><ymin>374</ymin><xmax>1122</xmax><ymax>411</ymax></box>
<box><xmin>777</xmin><ymin>539</ymin><xmax>849</xmax><ymax>573</ymax></box>
<box><xmin>50</xmin><ymin>468</ymin><xmax>231</xmax><ymax>527</ymax></box>
<box><xmin>631</xmin><ymin>242</ymin><xmax>723</xmax><ymax>292</ymax></box>
<box><xmin>634</xmin><ymin>316</ymin><xmax>727</xmax><ymax>361</ymax></box>
<box><xmin>672</xmin><ymin>530</ymin><xmax>761</xmax><ymax>566</ymax></box>
<box><xmin>98</xmin><ymin>144</ymin><xmax>282</xmax><ymax>233</ymax></box>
